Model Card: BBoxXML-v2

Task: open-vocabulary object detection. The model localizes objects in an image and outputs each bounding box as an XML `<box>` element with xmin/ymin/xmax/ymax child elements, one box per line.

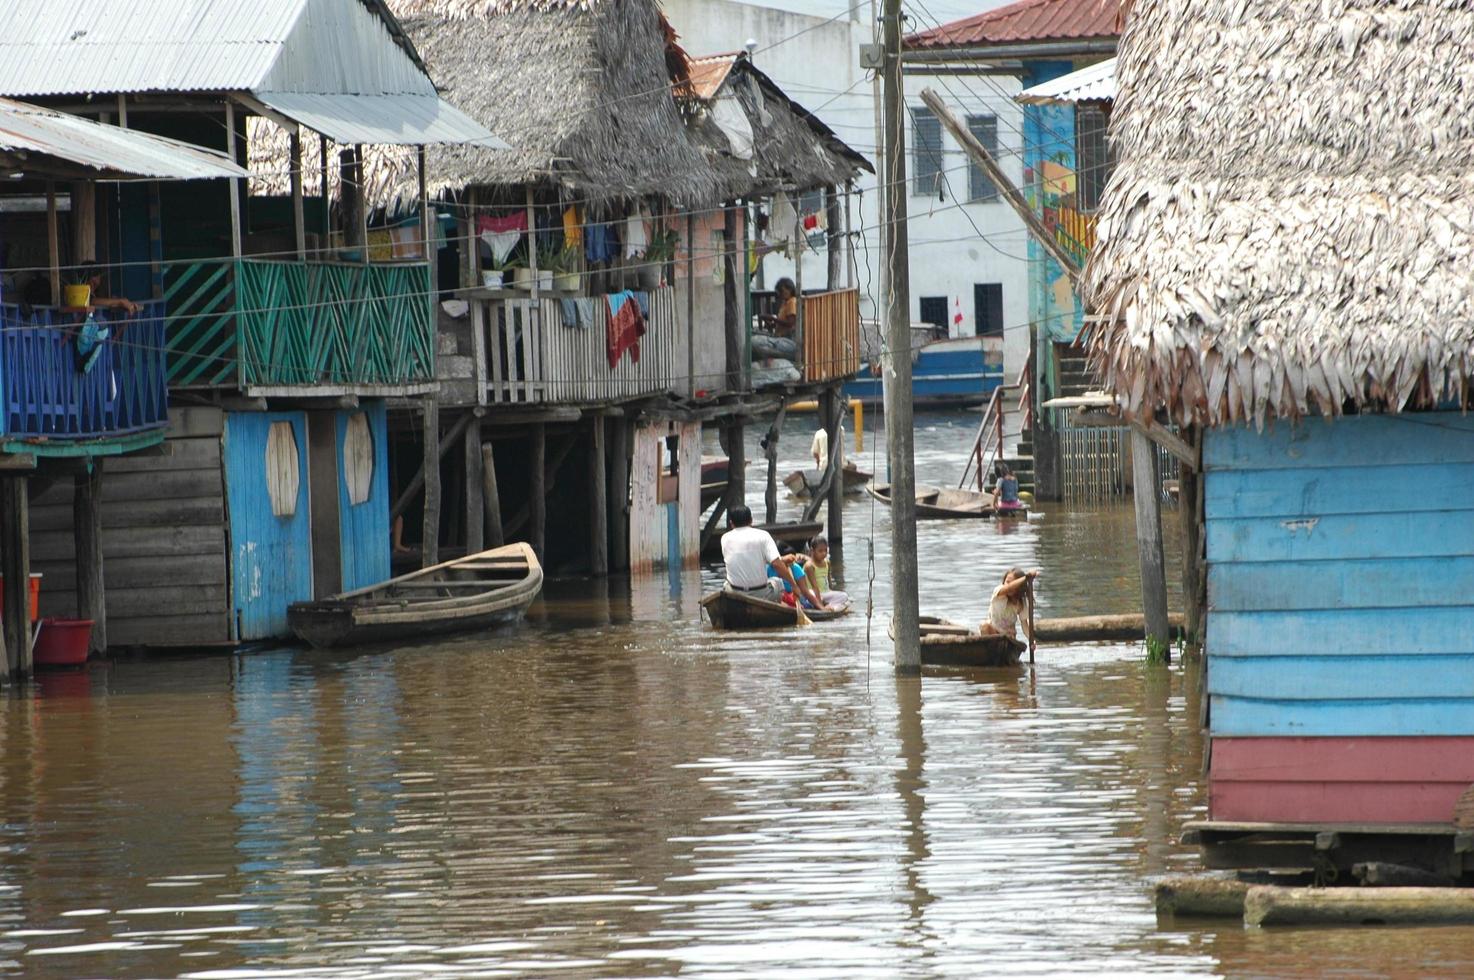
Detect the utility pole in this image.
<box><xmin>881</xmin><ymin>0</ymin><xmax>920</xmax><ymax>673</ymax></box>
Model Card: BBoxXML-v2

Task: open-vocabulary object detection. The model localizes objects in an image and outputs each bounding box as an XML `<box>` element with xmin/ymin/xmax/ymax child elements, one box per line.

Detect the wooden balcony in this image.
<box><xmin>0</xmin><ymin>302</ymin><xmax>169</xmax><ymax>450</ymax></box>
<box><xmin>162</xmin><ymin>259</ymin><xmax>436</xmax><ymax>394</ymax></box>
<box><xmin>800</xmin><ymin>287</ymin><xmax>861</xmax><ymax>384</ymax></box>
<box><xmin>477</xmin><ymin>286</ymin><xmax>698</xmax><ymax>405</ymax></box>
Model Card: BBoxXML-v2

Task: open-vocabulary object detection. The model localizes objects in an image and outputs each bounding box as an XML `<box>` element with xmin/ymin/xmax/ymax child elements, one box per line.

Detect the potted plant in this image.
<box><xmin>480</xmin><ymin>254</ymin><xmax>509</xmax><ymax>290</ymax></box>
<box><xmin>549</xmin><ymin>243</ymin><xmax>582</xmax><ymax>292</ymax></box>
<box><xmin>63</xmin><ymin>267</ymin><xmax>94</xmax><ymax>308</ymax></box>
<box><xmin>638</xmin><ymin>228</ymin><xmax>680</xmax><ymax>290</ymax></box>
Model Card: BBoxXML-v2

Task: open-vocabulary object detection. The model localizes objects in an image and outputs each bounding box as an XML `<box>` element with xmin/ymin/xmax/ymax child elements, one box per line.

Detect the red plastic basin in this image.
<box><xmin>33</xmin><ymin>618</ymin><xmax>93</xmax><ymax>668</ymax></box>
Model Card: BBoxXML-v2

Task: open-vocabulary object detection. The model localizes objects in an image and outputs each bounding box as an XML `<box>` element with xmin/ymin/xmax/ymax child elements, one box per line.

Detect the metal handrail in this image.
<box><xmin>959</xmin><ymin>350</ymin><xmax>1033</xmax><ymax>490</ymax></box>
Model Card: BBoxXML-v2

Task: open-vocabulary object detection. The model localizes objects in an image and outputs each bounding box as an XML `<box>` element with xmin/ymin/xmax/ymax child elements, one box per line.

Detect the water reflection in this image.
<box><xmin>0</xmin><ymin>413</ymin><xmax>1466</xmax><ymax>976</ymax></box>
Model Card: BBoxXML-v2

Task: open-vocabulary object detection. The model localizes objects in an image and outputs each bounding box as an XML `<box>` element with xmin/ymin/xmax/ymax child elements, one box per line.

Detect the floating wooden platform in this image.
<box><xmin>1033</xmin><ymin>612</ymin><xmax>1186</xmax><ymax>642</ymax></box>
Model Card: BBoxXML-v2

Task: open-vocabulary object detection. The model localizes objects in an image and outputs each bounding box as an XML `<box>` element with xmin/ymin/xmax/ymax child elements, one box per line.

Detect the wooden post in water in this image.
<box><xmin>824</xmin><ymin>386</ymin><xmax>844</xmax><ymax>543</ymax></box>
<box><xmin>609</xmin><ymin>421</ymin><xmax>631</xmax><ymax>572</ymax></box>
<box><xmin>74</xmin><ymin>463</ymin><xmax>106</xmax><ymax>654</ymax></box>
<box><xmin>530</xmin><ymin>424</ymin><xmax>547</xmax><ymax>562</ymax></box>
<box><xmin>420</xmin><ymin>400</ymin><xmax>441</xmax><ymax>568</ymax></box>
<box><xmin>589</xmin><ymin>416</ymin><xmax>609</xmax><ymax>576</ymax></box>
<box><xmin>723</xmin><ymin>419</ymin><xmax>746</xmax><ymax>514</ymax></box>
<box><xmin>0</xmin><ymin>476</ymin><xmax>30</xmax><ymax>676</ymax></box>
<box><xmin>464</xmin><ymin>415</ymin><xmax>484</xmax><ymax>554</ymax></box>
<box><xmin>764</xmin><ymin>400</ymin><xmax>788</xmax><ymax>525</ymax></box>
<box><xmin>481</xmin><ymin>441</ymin><xmax>504</xmax><ymax>548</ymax></box>
<box><xmin>1130</xmin><ymin>428</ymin><xmax>1171</xmax><ymax>658</ymax></box>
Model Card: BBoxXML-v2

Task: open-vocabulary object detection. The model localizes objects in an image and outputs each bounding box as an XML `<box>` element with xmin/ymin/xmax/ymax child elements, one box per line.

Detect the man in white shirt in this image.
<box><xmin>720</xmin><ymin>505</ymin><xmax>797</xmax><ymax>603</ymax></box>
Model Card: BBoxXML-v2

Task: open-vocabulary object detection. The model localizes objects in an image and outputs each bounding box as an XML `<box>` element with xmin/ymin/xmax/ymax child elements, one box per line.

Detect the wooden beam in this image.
<box><xmin>464</xmin><ymin>415</ymin><xmax>483</xmax><ymax>554</ymax></box>
<box><xmin>722</xmin><ymin>419</ymin><xmax>746</xmax><ymax>514</ymax></box>
<box><xmin>224</xmin><ymin>101</ymin><xmax>242</xmax><ymax>259</ymax></box>
<box><xmin>529</xmin><ymin>423</ymin><xmax>546</xmax><ymax>562</ymax></box>
<box><xmin>824</xmin><ymin>387</ymin><xmax>844</xmax><ymax>542</ymax></box>
<box><xmin>420</xmin><ymin>400</ymin><xmax>441</xmax><ymax>568</ymax></box>
<box><xmin>609</xmin><ymin>420</ymin><xmax>630</xmax><ymax>572</ymax></box>
<box><xmin>0</xmin><ymin>477</ymin><xmax>31</xmax><ymax>676</ymax></box>
<box><xmin>589</xmin><ymin>417</ymin><xmax>608</xmax><ymax>576</ymax></box>
<box><xmin>74</xmin><ymin>463</ymin><xmax>106</xmax><ymax>653</ymax></box>
<box><xmin>46</xmin><ymin>181</ymin><xmax>60</xmax><ymax>306</ymax></box>
<box><xmin>919</xmin><ymin>88</ymin><xmax>1083</xmax><ymax>283</ymax></box>
<box><xmin>825</xmin><ymin>186</ymin><xmax>843</xmax><ymax>289</ymax></box>
<box><xmin>764</xmin><ymin>399</ymin><xmax>787</xmax><ymax>524</ymax></box>
<box><xmin>1131</xmin><ymin>419</ymin><xmax>1198</xmax><ymax>471</ymax></box>
<box><xmin>290</xmin><ymin>128</ymin><xmax>306</xmax><ymax>261</ymax></box>
<box><xmin>1178</xmin><ymin>427</ymin><xmax>1204</xmax><ymax>644</ymax></box>
<box><xmin>482</xmin><ymin>442</ymin><xmax>504</xmax><ymax>548</ymax></box>
<box><xmin>389</xmin><ymin>410</ymin><xmax>474</xmax><ymax>521</ymax></box>
<box><xmin>1129</xmin><ymin>428</ymin><xmax>1171</xmax><ymax>654</ymax></box>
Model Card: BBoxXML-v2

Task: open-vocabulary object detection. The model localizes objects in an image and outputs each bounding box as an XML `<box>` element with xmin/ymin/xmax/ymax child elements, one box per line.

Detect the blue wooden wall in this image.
<box><xmin>335</xmin><ymin>401</ymin><xmax>390</xmax><ymax>593</ymax></box>
<box><xmin>225</xmin><ymin>411</ymin><xmax>314</xmax><ymax>640</ymax></box>
<box><xmin>1204</xmin><ymin>412</ymin><xmax>1474</xmax><ymax>737</ymax></box>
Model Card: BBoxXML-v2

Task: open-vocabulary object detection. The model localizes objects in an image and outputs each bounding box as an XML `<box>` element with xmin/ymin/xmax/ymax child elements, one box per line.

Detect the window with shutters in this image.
<box><xmin>343</xmin><ymin>412</ymin><xmax>374</xmax><ymax>506</ymax></box>
<box><xmin>265</xmin><ymin>421</ymin><xmax>300</xmax><ymax>518</ymax></box>
<box><xmin>911</xmin><ymin>106</ymin><xmax>944</xmax><ymax>198</ymax></box>
<box><xmin>966</xmin><ymin>115</ymin><xmax>999</xmax><ymax>202</ymax></box>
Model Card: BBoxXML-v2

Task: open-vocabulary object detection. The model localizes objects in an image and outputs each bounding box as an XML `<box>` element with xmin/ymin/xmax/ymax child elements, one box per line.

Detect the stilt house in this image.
<box><xmin>1085</xmin><ymin>0</ymin><xmax>1474</xmax><ymax>876</ymax></box>
<box><xmin>0</xmin><ymin>0</ymin><xmax>500</xmax><ymax>645</ymax></box>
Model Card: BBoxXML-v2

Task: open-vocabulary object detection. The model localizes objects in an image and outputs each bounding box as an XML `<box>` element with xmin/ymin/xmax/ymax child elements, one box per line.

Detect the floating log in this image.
<box><xmin>1352</xmin><ymin>862</ymin><xmax>1455</xmax><ymax>888</ymax></box>
<box><xmin>1244</xmin><ymin>886</ymin><xmax>1474</xmax><ymax>927</ymax></box>
<box><xmin>1154</xmin><ymin>876</ymin><xmax>1250</xmax><ymax>918</ymax></box>
<box><xmin>1034</xmin><ymin>613</ymin><xmax>1186</xmax><ymax>642</ymax></box>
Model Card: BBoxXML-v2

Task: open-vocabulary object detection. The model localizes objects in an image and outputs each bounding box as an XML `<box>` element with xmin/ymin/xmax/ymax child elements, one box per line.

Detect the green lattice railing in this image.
<box><xmin>162</xmin><ymin>259</ymin><xmax>435</xmax><ymax>389</ymax></box>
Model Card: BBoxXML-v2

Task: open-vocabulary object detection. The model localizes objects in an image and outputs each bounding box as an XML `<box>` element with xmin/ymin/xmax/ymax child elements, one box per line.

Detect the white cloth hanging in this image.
<box><xmin>624</xmin><ymin>207</ymin><xmax>651</xmax><ymax>259</ymax></box>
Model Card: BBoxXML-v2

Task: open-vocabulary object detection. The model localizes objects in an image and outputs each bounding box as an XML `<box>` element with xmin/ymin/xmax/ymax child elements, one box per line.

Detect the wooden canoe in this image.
<box><xmin>866</xmin><ymin>482</ymin><xmax>1028</xmax><ymax>519</ymax></box>
<box><xmin>287</xmin><ymin>542</ymin><xmax>543</xmax><ymax>649</ymax></box>
<box><xmin>783</xmin><ymin>463</ymin><xmax>874</xmax><ymax>498</ymax></box>
<box><xmin>890</xmin><ymin>615</ymin><xmax>1027</xmax><ymax>667</ymax></box>
<box><xmin>701</xmin><ymin>520</ymin><xmax>824</xmax><ymax>561</ymax></box>
<box><xmin>701</xmin><ymin>590</ymin><xmax>851</xmax><ymax>629</ymax></box>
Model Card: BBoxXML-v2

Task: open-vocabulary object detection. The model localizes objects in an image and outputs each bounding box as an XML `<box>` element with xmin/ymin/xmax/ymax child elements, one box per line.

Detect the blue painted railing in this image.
<box><xmin>0</xmin><ymin>302</ymin><xmax>170</xmax><ymax>440</ymax></box>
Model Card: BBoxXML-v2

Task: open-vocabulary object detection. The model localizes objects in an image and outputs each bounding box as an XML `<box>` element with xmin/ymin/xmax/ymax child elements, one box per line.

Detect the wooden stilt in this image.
<box><xmin>589</xmin><ymin>417</ymin><xmax>609</xmax><ymax>576</ymax></box>
<box><xmin>1177</xmin><ymin>429</ymin><xmax>1203</xmax><ymax>646</ymax></box>
<box><xmin>825</xmin><ymin>185</ymin><xmax>843</xmax><ymax>289</ymax></box>
<box><xmin>74</xmin><ymin>463</ymin><xmax>105</xmax><ymax>654</ymax></box>
<box><xmin>803</xmin><ymin>392</ymin><xmax>842</xmax><ymax>525</ymax></box>
<box><xmin>723</xmin><ymin>207</ymin><xmax>742</xmax><ymax>392</ymax></box>
<box><xmin>420</xmin><ymin>400</ymin><xmax>441</xmax><ymax>568</ymax></box>
<box><xmin>824</xmin><ymin>387</ymin><xmax>844</xmax><ymax>542</ymax></box>
<box><xmin>482</xmin><ymin>441</ymin><xmax>504</xmax><ymax>548</ymax></box>
<box><xmin>390</xmin><ymin>410</ymin><xmax>474</xmax><ymax>522</ymax></box>
<box><xmin>46</xmin><ymin>181</ymin><xmax>60</xmax><ymax>306</ymax></box>
<box><xmin>530</xmin><ymin>423</ymin><xmax>546</xmax><ymax>562</ymax></box>
<box><xmin>609</xmin><ymin>421</ymin><xmax>630</xmax><ymax>572</ymax></box>
<box><xmin>1130</xmin><ymin>428</ymin><xmax>1171</xmax><ymax>657</ymax></box>
<box><xmin>464</xmin><ymin>415</ymin><xmax>484</xmax><ymax>554</ymax></box>
<box><xmin>764</xmin><ymin>400</ymin><xmax>787</xmax><ymax>525</ymax></box>
<box><xmin>290</xmin><ymin>128</ymin><xmax>306</xmax><ymax>260</ymax></box>
<box><xmin>0</xmin><ymin>477</ymin><xmax>31</xmax><ymax>676</ymax></box>
<box><xmin>723</xmin><ymin>419</ymin><xmax>746</xmax><ymax>513</ymax></box>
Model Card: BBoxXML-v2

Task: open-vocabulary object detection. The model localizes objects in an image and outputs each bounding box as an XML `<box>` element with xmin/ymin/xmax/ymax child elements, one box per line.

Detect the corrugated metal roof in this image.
<box><xmin>906</xmin><ymin>0</ymin><xmax>1119</xmax><ymax>51</ymax></box>
<box><xmin>255</xmin><ymin>92</ymin><xmax>503</xmax><ymax>146</ymax></box>
<box><xmin>0</xmin><ymin>0</ymin><xmax>434</xmax><ymax>97</ymax></box>
<box><xmin>1017</xmin><ymin>56</ymin><xmax>1115</xmax><ymax>104</ymax></box>
<box><xmin>0</xmin><ymin>97</ymin><xmax>248</xmax><ymax>178</ymax></box>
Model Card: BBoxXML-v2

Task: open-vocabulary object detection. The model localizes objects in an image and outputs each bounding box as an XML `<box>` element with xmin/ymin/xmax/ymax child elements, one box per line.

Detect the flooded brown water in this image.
<box><xmin>3</xmin><ymin>412</ymin><xmax>1473</xmax><ymax>977</ymax></box>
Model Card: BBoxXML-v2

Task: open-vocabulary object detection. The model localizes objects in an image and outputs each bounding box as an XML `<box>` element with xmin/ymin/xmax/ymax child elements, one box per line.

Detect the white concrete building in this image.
<box><xmin>662</xmin><ymin>0</ymin><xmax>1033</xmax><ymax>377</ymax></box>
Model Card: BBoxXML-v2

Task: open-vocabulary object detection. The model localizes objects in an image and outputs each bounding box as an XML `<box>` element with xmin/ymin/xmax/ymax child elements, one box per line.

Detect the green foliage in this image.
<box><xmin>1144</xmin><ymin>633</ymin><xmax>1171</xmax><ymax>665</ymax></box>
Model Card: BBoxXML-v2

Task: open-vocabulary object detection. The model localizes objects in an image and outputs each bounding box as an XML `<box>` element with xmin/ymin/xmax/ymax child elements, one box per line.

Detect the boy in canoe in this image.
<box><xmin>721</xmin><ymin>505</ymin><xmax>798</xmax><ymax>603</ymax></box>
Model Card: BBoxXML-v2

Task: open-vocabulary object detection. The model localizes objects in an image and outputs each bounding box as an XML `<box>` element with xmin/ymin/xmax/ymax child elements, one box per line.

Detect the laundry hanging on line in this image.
<box><xmin>477</xmin><ymin>212</ymin><xmax>527</xmax><ymax>266</ymax></box>
<box><xmin>606</xmin><ymin>290</ymin><xmax>646</xmax><ymax>367</ymax></box>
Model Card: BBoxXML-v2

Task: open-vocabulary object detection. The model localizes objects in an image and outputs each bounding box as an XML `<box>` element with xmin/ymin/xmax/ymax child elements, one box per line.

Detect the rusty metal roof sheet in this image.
<box><xmin>687</xmin><ymin>53</ymin><xmax>739</xmax><ymax>101</ymax></box>
<box><xmin>0</xmin><ymin>97</ymin><xmax>247</xmax><ymax>178</ymax></box>
<box><xmin>906</xmin><ymin>0</ymin><xmax>1119</xmax><ymax>51</ymax></box>
<box><xmin>1017</xmin><ymin>56</ymin><xmax>1116</xmax><ymax>104</ymax></box>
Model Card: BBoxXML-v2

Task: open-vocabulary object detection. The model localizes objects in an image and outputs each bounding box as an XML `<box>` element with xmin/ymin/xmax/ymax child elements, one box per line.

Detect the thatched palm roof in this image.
<box><xmin>683</xmin><ymin>52</ymin><xmax>872</xmax><ymax>197</ymax></box>
<box><xmin>1083</xmin><ymin>0</ymin><xmax>1474</xmax><ymax>427</ymax></box>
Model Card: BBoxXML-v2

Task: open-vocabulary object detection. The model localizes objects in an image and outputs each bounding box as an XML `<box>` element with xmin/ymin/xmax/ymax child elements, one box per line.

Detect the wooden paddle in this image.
<box><xmin>1026</xmin><ymin>578</ymin><xmax>1036</xmax><ymax>663</ymax></box>
<box><xmin>795</xmin><ymin>603</ymin><xmax>812</xmax><ymax>627</ymax></box>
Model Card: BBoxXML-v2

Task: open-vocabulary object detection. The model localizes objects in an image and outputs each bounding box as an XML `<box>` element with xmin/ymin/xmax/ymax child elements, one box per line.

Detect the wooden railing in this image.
<box><xmin>480</xmin><ymin>286</ymin><xmax>689</xmax><ymax>404</ymax></box>
<box><xmin>801</xmin><ymin>287</ymin><xmax>861</xmax><ymax>383</ymax></box>
<box><xmin>959</xmin><ymin>348</ymin><xmax>1033</xmax><ymax>491</ymax></box>
<box><xmin>0</xmin><ymin>302</ymin><xmax>169</xmax><ymax>440</ymax></box>
<box><xmin>162</xmin><ymin>259</ymin><xmax>435</xmax><ymax>390</ymax></box>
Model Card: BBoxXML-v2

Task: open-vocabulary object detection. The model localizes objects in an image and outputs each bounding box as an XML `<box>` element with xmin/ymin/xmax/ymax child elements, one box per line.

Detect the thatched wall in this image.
<box><xmin>1083</xmin><ymin>0</ymin><xmax>1474</xmax><ymax>427</ymax></box>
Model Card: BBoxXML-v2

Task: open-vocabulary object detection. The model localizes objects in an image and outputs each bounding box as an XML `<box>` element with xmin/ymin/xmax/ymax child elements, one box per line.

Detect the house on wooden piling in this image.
<box><xmin>315</xmin><ymin>0</ymin><xmax>871</xmax><ymax>577</ymax></box>
<box><xmin>1084</xmin><ymin>0</ymin><xmax>1474</xmax><ymax>877</ymax></box>
<box><xmin>0</xmin><ymin>98</ymin><xmax>246</xmax><ymax>670</ymax></box>
<box><xmin>1</xmin><ymin>0</ymin><xmax>501</xmax><ymax>645</ymax></box>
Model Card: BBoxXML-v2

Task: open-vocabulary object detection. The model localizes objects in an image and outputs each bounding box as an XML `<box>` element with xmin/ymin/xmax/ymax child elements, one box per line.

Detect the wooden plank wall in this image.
<box><xmin>30</xmin><ymin>407</ymin><xmax>233</xmax><ymax>646</ymax></box>
<box><xmin>1203</xmin><ymin>412</ymin><xmax>1474</xmax><ymax>823</ymax></box>
<box><xmin>628</xmin><ymin>420</ymin><xmax>702</xmax><ymax>572</ymax></box>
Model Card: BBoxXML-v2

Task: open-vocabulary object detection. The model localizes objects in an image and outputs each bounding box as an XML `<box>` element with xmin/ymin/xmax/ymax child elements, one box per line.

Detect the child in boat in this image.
<box><xmin>992</xmin><ymin>464</ymin><xmax>1023</xmax><ymax>512</ymax></box>
<box><xmin>981</xmin><ymin>567</ymin><xmax>1038</xmax><ymax>639</ymax></box>
<box><xmin>802</xmin><ymin>536</ymin><xmax>849</xmax><ymax>610</ymax></box>
<box><xmin>768</xmin><ymin>545</ymin><xmax>828</xmax><ymax>610</ymax></box>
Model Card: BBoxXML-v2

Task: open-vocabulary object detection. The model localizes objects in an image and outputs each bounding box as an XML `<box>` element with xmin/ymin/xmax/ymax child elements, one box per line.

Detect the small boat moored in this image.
<box><xmin>701</xmin><ymin>589</ymin><xmax>851</xmax><ymax>629</ymax></box>
<box><xmin>783</xmin><ymin>463</ymin><xmax>874</xmax><ymax>498</ymax></box>
<box><xmin>288</xmin><ymin>543</ymin><xmax>543</xmax><ymax>649</ymax></box>
<box><xmin>892</xmin><ymin>615</ymin><xmax>1027</xmax><ymax>667</ymax></box>
<box><xmin>866</xmin><ymin>483</ymin><xmax>1028</xmax><ymax>519</ymax></box>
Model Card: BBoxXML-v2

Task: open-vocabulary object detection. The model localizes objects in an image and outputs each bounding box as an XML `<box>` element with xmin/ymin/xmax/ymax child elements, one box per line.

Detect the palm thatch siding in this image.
<box><xmin>685</xmin><ymin>53</ymin><xmax>872</xmax><ymax>196</ymax></box>
<box><xmin>1082</xmin><ymin>0</ymin><xmax>1474</xmax><ymax>428</ymax></box>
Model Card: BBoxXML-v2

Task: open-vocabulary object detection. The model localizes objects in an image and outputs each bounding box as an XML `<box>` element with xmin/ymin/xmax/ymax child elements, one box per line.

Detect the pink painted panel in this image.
<box><xmin>1210</xmin><ymin>737</ymin><xmax>1474</xmax><ymax>823</ymax></box>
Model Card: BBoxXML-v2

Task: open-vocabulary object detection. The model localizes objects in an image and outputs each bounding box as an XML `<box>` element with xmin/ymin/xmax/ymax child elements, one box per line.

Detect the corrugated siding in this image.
<box><xmin>29</xmin><ymin>407</ymin><xmax>233</xmax><ymax>647</ymax></box>
<box><xmin>1203</xmin><ymin>411</ymin><xmax>1474</xmax><ymax>821</ymax></box>
<box><xmin>336</xmin><ymin>401</ymin><xmax>390</xmax><ymax>593</ymax></box>
<box><xmin>225</xmin><ymin>411</ymin><xmax>314</xmax><ymax>640</ymax></box>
